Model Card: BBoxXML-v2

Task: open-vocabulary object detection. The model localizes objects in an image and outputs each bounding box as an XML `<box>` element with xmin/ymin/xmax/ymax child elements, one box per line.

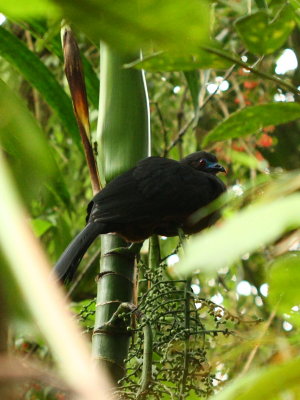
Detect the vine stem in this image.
<box><xmin>137</xmin><ymin>322</ymin><xmax>153</xmax><ymax>398</ymax></box>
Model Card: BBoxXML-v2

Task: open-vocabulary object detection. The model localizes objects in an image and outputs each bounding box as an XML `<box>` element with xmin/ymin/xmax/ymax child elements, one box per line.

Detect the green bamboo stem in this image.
<box><xmin>96</xmin><ymin>43</ymin><xmax>150</xmax><ymax>183</ymax></box>
<box><xmin>92</xmin><ymin>235</ymin><xmax>136</xmax><ymax>382</ymax></box>
<box><xmin>92</xmin><ymin>44</ymin><xmax>150</xmax><ymax>384</ymax></box>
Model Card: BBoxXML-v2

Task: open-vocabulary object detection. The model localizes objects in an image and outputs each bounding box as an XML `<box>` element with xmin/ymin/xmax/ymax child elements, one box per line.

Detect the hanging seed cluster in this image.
<box><xmin>117</xmin><ymin>259</ymin><xmax>236</xmax><ymax>399</ymax></box>
<box><xmin>74</xmin><ymin>248</ymin><xmax>259</xmax><ymax>399</ymax></box>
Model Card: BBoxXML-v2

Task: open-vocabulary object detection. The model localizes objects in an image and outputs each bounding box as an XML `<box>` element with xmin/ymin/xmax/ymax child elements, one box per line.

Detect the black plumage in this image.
<box><xmin>54</xmin><ymin>151</ymin><xmax>226</xmax><ymax>282</ymax></box>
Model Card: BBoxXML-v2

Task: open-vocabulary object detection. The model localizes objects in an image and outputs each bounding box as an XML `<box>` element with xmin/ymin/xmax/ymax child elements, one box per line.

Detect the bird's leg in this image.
<box><xmin>177</xmin><ymin>227</ymin><xmax>187</xmax><ymax>248</ymax></box>
<box><xmin>106</xmin><ymin>242</ymin><xmax>143</xmax><ymax>259</ymax></box>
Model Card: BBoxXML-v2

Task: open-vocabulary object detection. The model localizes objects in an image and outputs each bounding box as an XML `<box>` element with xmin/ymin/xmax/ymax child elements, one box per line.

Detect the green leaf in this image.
<box><xmin>125</xmin><ymin>47</ymin><xmax>231</xmax><ymax>72</ymax></box>
<box><xmin>0</xmin><ymin>0</ymin><xmax>60</xmax><ymax>17</ymax></box>
<box><xmin>23</xmin><ymin>19</ymin><xmax>99</xmax><ymax>109</ymax></box>
<box><xmin>229</xmin><ymin>149</ymin><xmax>260</xmax><ymax>169</ymax></box>
<box><xmin>31</xmin><ymin>219</ymin><xmax>53</xmax><ymax>237</ymax></box>
<box><xmin>184</xmin><ymin>71</ymin><xmax>200</xmax><ymax>112</ymax></box>
<box><xmin>290</xmin><ymin>0</ymin><xmax>300</xmax><ymax>7</ymax></box>
<box><xmin>290</xmin><ymin>0</ymin><xmax>300</xmax><ymax>28</ymax></box>
<box><xmin>211</xmin><ymin>356</ymin><xmax>300</xmax><ymax>400</ymax></box>
<box><xmin>0</xmin><ymin>79</ymin><xmax>69</xmax><ymax>205</ymax></box>
<box><xmin>0</xmin><ymin>26</ymin><xmax>80</xmax><ymax>146</ymax></box>
<box><xmin>56</xmin><ymin>0</ymin><xmax>210</xmax><ymax>53</ymax></box>
<box><xmin>203</xmin><ymin>103</ymin><xmax>300</xmax><ymax>146</ymax></box>
<box><xmin>0</xmin><ymin>79</ymin><xmax>54</xmax><ymax>196</ymax></box>
<box><xmin>254</xmin><ymin>0</ymin><xmax>268</xmax><ymax>9</ymax></box>
<box><xmin>235</xmin><ymin>5</ymin><xmax>296</xmax><ymax>55</ymax></box>
<box><xmin>268</xmin><ymin>254</ymin><xmax>300</xmax><ymax>313</ymax></box>
<box><xmin>176</xmin><ymin>194</ymin><xmax>300</xmax><ymax>276</ymax></box>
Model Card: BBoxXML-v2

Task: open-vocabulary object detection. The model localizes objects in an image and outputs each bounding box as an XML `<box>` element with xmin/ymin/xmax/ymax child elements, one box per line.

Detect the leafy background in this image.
<box><xmin>1</xmin><ymin>0</ymin><xmax>300</xmax><ymax>399</ymax></box>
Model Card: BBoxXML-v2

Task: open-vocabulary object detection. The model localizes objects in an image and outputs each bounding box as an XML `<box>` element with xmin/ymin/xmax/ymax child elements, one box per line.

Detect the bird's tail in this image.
<box><xmin>53</xmin><ymin>222</ymin><xmax>105</xmax><ymax>283</ymax></box>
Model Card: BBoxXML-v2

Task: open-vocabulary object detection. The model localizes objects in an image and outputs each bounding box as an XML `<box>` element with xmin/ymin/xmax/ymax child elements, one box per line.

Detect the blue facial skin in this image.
<box><xmin>205</xmin><ymin>160</ymin><xmax>226</xmax><ymax>174</ymax></box>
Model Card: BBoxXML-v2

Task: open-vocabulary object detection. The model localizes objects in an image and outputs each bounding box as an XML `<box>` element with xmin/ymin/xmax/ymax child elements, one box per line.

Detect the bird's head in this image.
<box><xmin>180</xmin><ymin>151</ymin><xmax>226</xmax><ymax>175</ymax></box>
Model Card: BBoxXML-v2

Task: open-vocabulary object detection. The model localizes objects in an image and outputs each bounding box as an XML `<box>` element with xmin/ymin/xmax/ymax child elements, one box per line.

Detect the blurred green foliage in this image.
<box><xmin>1</xmin><ymin>0</ymin><xmax>300</xmax><ymax>398</ymax></box>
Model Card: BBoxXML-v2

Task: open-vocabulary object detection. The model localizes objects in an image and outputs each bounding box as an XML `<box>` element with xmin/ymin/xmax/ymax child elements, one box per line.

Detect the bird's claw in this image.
<box><xmin>105</xmin><ymin>242</ymin><xmax>143</xmax><ymax>259</ymax></box>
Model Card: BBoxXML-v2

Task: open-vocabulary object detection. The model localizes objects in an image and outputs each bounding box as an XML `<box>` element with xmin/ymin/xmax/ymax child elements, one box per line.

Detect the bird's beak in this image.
<box><xmin>208</xmin><ymin>162</ymin><xmax>226</xmax><ymax>174</ymax></box>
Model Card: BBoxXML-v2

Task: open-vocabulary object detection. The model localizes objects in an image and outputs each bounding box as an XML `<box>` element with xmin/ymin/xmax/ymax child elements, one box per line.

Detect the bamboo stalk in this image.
<box><xmin>92</xmin><ymin>44</ymin><xmax>150</xmax><ymax>383</ymax></box>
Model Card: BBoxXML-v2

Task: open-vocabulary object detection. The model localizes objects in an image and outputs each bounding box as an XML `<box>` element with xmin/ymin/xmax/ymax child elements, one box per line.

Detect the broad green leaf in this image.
<box><xmin>235</xmin><ymin>5</ymin><xmax>295</xmax><ymax>55</ymax></box>
<box><xmin>290</xmin><ymin>0</ymin><xmax>300</xmax><ymax>28</ymax></box>
<box><xmin>211</xmin><ymin>356</ymin><xmax>300</xmax><ymax>400</ymax></box>
<box><xmin>176</xmin><ymin>194</ymin><xmax>300</xmax><ymax>276</ymax></box>
<box><xmin>268</xmin><ymin>254</ymin><xmax>300</xmax><ymax>313</ymax></box>
<box><xmin>31</xmin><ymin>219</ymin><xmax>53</xmax><ymax>237</ymax></box>
<box><xmin>125</xmin><ymin>47</ymin><xmax>231</xmax><ymax>72</ymax></box>
<box><xmin>0</xmin><ymin>79</ymin><xmax>54</xmax><ymax>196</ymax></box>
<box><xmin>0</xmin><ymin>79</ymin><xmax>69</xmax><ymax>205</ymax></box>
<box><xmin>203</xmin><ymin>103</ymin><xmax>300</xmax><ymax>146</ymax></box>
<box><xmin>0</xmin><ymin>26</ymin><xmax>80</xmax><ymax>146</ymax></box>
<box><xmin>0</xmin><ymin>0</ymin><xmax>60</xmax><ymax>18</ymax></box>
<box><xmin>56</xmin><ymin>0</ymin><xmax>210</xmax><ymax>53</ymax></box>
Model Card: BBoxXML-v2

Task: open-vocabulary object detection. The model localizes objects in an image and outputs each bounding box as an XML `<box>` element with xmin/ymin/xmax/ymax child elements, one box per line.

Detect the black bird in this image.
<box><xmin>54</xmin><ymin>151</ymin><xmax>226</xmax><ymax>282</ymax></box>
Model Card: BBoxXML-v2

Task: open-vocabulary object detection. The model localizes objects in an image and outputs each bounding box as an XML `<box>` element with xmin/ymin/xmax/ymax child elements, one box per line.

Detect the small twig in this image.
<box><xmin>231</xmin><ymin>74</ymin><xmax>246</xmax><ymax>109</ymax></box>
<box><xmin>240</xmin><ymin>309</ymin><xmax>277</xmax><ymax>376</ymax></box>
<box><xmin>25</xmin><ymin>31</ymin><xmax>42</xmax><ymax>122</ymax></box>
<box><xmin>165</xmin><ymin>63</ymin><xmax>237</xmax><ymax>154</ymax></box>
<box><xmin>164</xmin><ymin>117</ymin><xmax>195</xmax><ymax>155</ymax></box>
<box><xmin>152</xmin><ymin>102</ymin><xmax>169</xmax><ymax>157</ymax></box>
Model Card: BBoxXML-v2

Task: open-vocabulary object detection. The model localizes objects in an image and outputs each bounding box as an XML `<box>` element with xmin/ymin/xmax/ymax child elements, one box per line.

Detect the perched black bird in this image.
<box><xmin>54</xmin><ymin>151</ymin><xmax>226</xmax><ymax>282</ymax></box>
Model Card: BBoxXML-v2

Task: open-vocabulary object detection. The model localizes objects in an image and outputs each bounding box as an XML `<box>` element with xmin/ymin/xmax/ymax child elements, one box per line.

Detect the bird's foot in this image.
<box><xmin>177</xmin><ymin>227</ymin><xmax>187</xmax><ymax>247</ymax></box>
<box><xmin>105</xmin><ymin>242</ymin><xmax>143</xmax><ymax>259</ymax></box>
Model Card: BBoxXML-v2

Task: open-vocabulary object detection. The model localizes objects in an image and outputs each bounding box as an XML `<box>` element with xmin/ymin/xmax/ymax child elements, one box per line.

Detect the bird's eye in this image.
<box><xmin>198</xmin><ymin>159</ymin><xmax>206</xmax><ymax>168</ymax></box>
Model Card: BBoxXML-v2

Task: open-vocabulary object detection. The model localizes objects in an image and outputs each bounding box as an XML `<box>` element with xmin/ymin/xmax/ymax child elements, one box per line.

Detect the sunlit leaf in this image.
<box><xmin>176</xmin><ymin>194</ymin><xmax>300</xmax><ymax>276</ymax></box>
<box><xmin>56</xmin><ymin>0</ymin><xmax>210</xmax><ymax>52</ymax></box>
<box><xmin>268</xmin><ymin>254</ymin><xmax>300</xmax><ymax>313</ymax></box>
<box><xmin>235</xmin><ymin>5</ymin><xmax>295</xmax><ymax>55</ymax></box>
<box><xmin>203</xmin><ymin>103</ymin><xmax>300</xmax><ymax>146</ymax></box>
<box><xmin>0</xmin><ymin>0</ymin><xmax>60</xmax><ymax>17</ymax></box>
<box><xmin>0</xmin><ymin>26</ymin><xmax>80</xmax><ymax>146</ymax></box>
